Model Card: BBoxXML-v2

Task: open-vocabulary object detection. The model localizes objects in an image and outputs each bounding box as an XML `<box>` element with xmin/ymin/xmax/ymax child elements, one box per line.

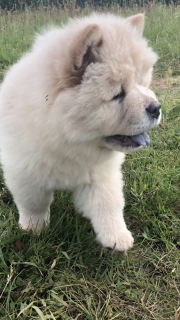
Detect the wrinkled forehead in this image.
<box><xmin>92</xmin><ymin>61</ymin><xmax>135</xmax><ymax>101</ymax></box>
<box><xmin>96</xmin><ymin>52</ymin><xmax>136</xmax><ymax>95</ymax></box>
<box><xmin>100</xmin><ymin>21</ymin><xmax>156</xmax><ymax>85</ymax></box>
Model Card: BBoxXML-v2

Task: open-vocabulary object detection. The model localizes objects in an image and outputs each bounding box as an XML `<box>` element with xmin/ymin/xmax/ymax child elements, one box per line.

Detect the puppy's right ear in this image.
<box><xmin>73</xmin><ymin>24</ymin><xmax>102</xmax><ymax>70</ymax></box>
<box><xmin>66</xmin><ymin>24</ymin><xmax>102</xmax><ymax>87</ymax></box>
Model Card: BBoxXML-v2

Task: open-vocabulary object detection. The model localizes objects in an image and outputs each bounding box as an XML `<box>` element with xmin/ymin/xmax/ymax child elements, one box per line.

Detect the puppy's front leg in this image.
<box><xmin>73</xmin><ymin>168</ymin><xmax>134</xmax><ymax>252</ymax></box>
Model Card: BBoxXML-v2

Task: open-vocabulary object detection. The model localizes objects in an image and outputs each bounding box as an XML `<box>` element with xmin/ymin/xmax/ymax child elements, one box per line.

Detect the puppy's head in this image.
<box><xmin>58</xmin><ymin>13</ymin><xmax>161</xmax><ymax>152</ymax></box>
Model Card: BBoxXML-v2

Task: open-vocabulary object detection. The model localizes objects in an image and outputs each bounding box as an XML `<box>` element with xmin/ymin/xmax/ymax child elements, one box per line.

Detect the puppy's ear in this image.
<box><xmin>73</xmin><ymin>24</ymin><xmax>102</xmax><ymax>70</ymax></box>
<box><xmin>62</xmin><ymin>24</ymin><xmax>102</xmax><ymax>89</ymax></box>
<box><xmin>126</xmin><ymin>14</ymin><xmax>144</xmax><ymax>36</ymax></box>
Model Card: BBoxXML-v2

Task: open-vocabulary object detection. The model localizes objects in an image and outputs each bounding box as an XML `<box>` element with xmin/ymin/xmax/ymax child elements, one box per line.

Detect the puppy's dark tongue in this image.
<box><xmin>131</xmin><ymin>132</ymin><xmax>150</xmax><ymax>146</ymax></box>
<box><xmin>105</xmin><ymin>132</ymin><xmax>150</xmax><ymax>148</ymax></box>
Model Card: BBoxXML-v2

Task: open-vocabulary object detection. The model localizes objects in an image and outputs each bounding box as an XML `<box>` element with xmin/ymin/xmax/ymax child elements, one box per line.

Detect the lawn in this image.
<box><xmin>0</xmin><ymin>2</ymin><xmax>180</xmax><ymax>319</ymax></box>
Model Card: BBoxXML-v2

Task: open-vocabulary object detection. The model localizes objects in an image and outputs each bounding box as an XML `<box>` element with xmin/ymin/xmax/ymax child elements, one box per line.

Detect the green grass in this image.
<box><xmin>0</xmin><ymin>3</ymin><xmax>180</xmax><ymax>320</ymax></box>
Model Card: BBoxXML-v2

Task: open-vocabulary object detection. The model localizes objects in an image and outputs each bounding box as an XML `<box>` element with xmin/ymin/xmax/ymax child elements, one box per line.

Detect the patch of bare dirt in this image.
<box><xmin>151</xmin><ymin>76</ymin><xmax>180</xmax><ymax>90</ymax></box>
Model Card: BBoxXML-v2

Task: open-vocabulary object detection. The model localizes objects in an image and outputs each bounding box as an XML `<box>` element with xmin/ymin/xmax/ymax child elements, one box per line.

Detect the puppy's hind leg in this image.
<box><xmin>17</xmin><ymin>188</ymin><xmax>53</xmax><ymax>233</ymax></box>
<box><xmin>5</xmin><ymin>175</ymin><xmax>53</xmax><ymax>232</ymax></box>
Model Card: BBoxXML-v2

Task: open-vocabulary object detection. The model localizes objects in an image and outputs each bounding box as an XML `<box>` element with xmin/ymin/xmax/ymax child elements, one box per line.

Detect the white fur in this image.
<box><xmin>0</xmin><ymin>13</ymin><xmax>161</xmax><ymax>251</ymax></box>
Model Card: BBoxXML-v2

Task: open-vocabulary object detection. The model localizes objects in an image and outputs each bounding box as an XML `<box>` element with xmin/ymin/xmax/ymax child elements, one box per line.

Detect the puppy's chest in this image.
<box><xmin>47</xmin><ymin>158</ymin><xmax>91</xmax><ymax>190</ymax></box>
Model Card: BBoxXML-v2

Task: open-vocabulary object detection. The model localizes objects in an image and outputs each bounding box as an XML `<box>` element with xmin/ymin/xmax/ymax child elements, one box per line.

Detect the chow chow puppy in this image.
<box><xmin>0</xmin><ymin>13</ymin><xmax>161</xmax><ymax>252</ymax></box>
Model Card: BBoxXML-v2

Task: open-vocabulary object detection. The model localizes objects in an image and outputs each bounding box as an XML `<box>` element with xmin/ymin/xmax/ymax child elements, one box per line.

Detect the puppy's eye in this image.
<box><xmin>112</xmin><ymin>89</ymin><xmax>126</xmax><ymax>101</ymax></box>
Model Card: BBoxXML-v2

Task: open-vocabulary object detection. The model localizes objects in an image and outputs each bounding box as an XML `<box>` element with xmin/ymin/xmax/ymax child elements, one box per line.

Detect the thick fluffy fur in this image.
<box><xmin>0</xmin><ymin>13</ymin><xmax>161</xmax><ymax>251</ymax></box>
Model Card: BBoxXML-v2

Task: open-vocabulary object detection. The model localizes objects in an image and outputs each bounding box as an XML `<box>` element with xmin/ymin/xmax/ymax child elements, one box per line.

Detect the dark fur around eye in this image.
<box><xmin>112</xmin><ymin>89</ymin><xmax>126</xmax><ymax>101</ymax></box>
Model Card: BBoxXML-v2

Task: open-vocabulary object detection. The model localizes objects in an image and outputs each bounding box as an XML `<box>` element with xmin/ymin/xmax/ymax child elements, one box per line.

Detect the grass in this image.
<box><xmin>0</xmin><ymin>2</ymin><xmax>180</xmax><ymax>319</ymax></box>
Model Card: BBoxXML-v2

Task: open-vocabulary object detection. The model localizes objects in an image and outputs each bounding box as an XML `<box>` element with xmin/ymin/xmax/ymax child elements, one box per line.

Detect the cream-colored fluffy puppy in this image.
<box><xmin>0</xmin><ymin>13</ymin><xmax>161</xmax><ymax>251</ymax></box>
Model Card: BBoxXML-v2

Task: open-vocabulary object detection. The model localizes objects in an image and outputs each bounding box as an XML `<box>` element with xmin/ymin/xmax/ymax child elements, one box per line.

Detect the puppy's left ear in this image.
<box><xmin>126</xmin><ymin>14</ymin><xmax>144</xmax><ymax>36</ymax></box>
<box><xmin>73</xmin><ymin>24</ymin><xmax>102</xmax><ymax>70</ymax></box>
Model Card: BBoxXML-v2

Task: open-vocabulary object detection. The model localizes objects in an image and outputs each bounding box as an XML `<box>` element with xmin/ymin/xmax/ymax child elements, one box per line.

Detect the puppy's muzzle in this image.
<box><xmin>146</xmin><ymin>101</ymin><xmax>161</xmax><ymax>119</ymax></box>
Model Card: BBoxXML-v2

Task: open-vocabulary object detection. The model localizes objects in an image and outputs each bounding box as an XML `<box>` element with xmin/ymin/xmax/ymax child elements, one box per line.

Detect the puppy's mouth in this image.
<box><xmin>105</xmin><ymin>132</ymin><xmax>150</xmax><ymax>148</ymax></box>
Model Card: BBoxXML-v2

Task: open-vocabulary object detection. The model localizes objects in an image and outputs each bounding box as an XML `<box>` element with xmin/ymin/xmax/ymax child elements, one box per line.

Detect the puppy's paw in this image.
<box><xmin>19</xmin><ymin>221</ymin><xmax>48</xmax><ymax>234</ymax></box>
<box><xmin>96</xmin><ymin>226</ymin><xmax>134</xmax><ymax>252</ymax></box>
<box><xmin>19</xmin><ymin>213</ymin><xmax>50</xmax><ymax>234</ymax></box>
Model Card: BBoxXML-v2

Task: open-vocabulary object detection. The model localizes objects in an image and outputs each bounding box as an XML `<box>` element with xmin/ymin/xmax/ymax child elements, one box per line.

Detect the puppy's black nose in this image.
<box><xmin>146</xmin><ymin>101</ymin><xmax>161</xmax><ymax>119</ymax></box>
